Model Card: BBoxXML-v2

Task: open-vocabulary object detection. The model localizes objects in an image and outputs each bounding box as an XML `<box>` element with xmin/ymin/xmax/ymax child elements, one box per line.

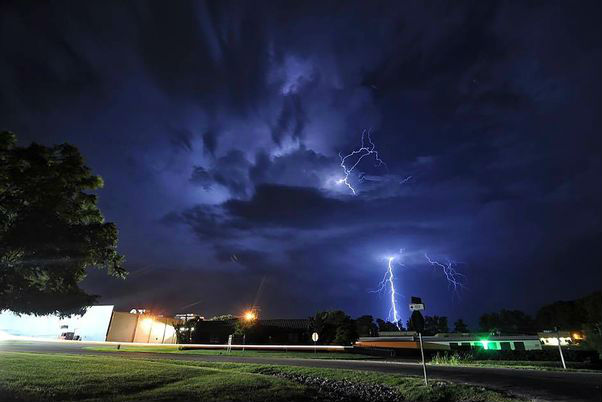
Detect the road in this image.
<box><xmin>1</xmin><ymin>340</ymin><xmax>600</xmax><ymax>402</ymax></box>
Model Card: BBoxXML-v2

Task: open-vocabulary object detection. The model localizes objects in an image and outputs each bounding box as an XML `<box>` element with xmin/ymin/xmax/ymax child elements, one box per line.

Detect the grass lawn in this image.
<box><xmin>429</xmin><ymin>354</ymin><xmax>601</xmax><ymax>372</ymax></box>
<box><xmin>0</xmin><ymin>352</ymin><xmax>523</xmax><ymax>402</ymax></box>
<box><xmin>85</xmin><ymin>345</ymin><xmax>375</xmax><ymax>360</ymax></box>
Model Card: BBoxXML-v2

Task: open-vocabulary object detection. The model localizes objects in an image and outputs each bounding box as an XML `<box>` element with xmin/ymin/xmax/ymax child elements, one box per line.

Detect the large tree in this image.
<box><xmin>0</xmin><ymin>132</ymin><xmax>125</xmax><ymax>316</ymax></box>
<box><xmin>310</xmin><ymin>310</ymin><xmax>358</xmax><ymax>345</ymax></box>
<box><xmin>355</xmin><ymin>315</ymin><xmax>378</xmax><ymax>337</ymax></box>
<box><xmin>535</xmin><ymin>291</ymin><xmax>601</xmax><ymax>330</ymax></box>
<box><xmin>453</xmin><ymin>318</ymin><xmax>469</xmax><ymax>333</ymax></box>
<box><xmin>423</xmin><ymin>315</ymin><xmax>449</xmax><ymax>335</ymax></box>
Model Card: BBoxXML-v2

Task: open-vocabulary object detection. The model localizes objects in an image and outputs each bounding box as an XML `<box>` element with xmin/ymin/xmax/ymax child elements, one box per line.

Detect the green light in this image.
<box><xmin>480</xmin><ymin>339</ymin><xmax>490</xmax><ymax>350</ymax></box>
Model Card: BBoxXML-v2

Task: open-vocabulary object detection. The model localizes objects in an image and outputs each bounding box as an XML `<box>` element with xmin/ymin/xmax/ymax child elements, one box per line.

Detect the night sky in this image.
<box><xmin>1</xmin><ymin>1</ymin><xmax>600</xmax><ymax>325</ymax></box>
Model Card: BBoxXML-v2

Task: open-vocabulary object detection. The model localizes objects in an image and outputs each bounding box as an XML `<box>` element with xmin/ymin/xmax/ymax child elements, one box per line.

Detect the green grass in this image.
<box><xmin>0</xmin><ymin>352</ymin><xmax>523</xmax><ymax>401</ymax></box>
<box><xmin>85</xmin><ymin>345</ymin><xmax>374</xmax><ymax>360</ymax></box>
<box><xmin>0</xmin><ymin>352</ymin><xmax>317</xmax><ymax>402</ymax></box>
<box><xmin>430</xmin><ymin>353</ymin><xmax>600</xmax><ymax>372</ymax></box>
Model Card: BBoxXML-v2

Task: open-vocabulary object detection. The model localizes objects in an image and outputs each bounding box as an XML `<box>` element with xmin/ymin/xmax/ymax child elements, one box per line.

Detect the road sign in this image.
<box><xmin>410</xmin><ymin>310</ymin><xmax>425</xmax><ymax>333</ymax></box>
<box><xmin>312</xmin><ymin>332</ymin><xmax>319</xmax><ymax>354</ymax></box>
<box><xmin>409</xmin><ymin>303</ymin><xmax>424</xmax><ymax>311</ymax></box>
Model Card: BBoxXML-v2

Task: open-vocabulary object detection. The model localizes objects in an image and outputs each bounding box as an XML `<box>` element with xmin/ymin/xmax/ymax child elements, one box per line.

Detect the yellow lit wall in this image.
<box><xmin>106</xmin><ymin>312</ymin><xmax>177</xmax><ymax>344</ymax></box>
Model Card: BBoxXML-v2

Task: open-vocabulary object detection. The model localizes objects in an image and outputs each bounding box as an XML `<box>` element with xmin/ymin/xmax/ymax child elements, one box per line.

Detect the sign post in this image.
<box><xmin>312</xmin><ymin>332</ymin><xmax>319</xmax><ymax>354</ymax></box>
<box><xmin>418</xmin><ymin>332</ymin><xmax>427</xmax><ymax>386</ymax></box>
<box><xmin>410</xmin><ymin>296</ymin><xmax>428</xmax><ymax>386</ymax></box>
<box><xmin>555</xmin><ymin>327</ymin><xmax>567</xmax><ymax>370</ymax></box>
<box><xmin>227</xmin><ymin>334</ymin><xmax>233</xmax><ymax>353</ymax></box>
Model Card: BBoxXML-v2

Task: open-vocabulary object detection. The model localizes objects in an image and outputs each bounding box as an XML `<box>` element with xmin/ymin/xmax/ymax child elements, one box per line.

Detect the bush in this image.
<box><xmin>431</xmin><ymin>352</ymin><xmax>472</xmax><ymax>365</ymax></box>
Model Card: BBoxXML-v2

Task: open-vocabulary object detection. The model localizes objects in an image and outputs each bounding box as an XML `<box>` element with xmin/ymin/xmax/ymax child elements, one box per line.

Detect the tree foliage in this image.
<box><xmin>234</xmin><ymin>315</ymin><xmax>261</xmax><ymax>338</ymax></box>
<box><xmin>406</xmin><ymin>315</ymin><xmax>448</xmax><ymax>334</ymax></box>
<box><xmin>535</xmin><ymin>291</ymin><xmax>601</xmax><ymax>330</ymax></box>
<box><xmin>377</xmin><ymin>318</ymin><xmax>403</xmax><ymax>332</ymax></box>
<box><xmin>355</xmin><ymin>315</ymin><xmax>378</xmax><ymax>337</ymax></box>
<box><xmin>479</xmin><ymin>310</ymin><xmax>535</xmax><ymax>334</ymax></box>
<box><xmin>423</xmin><ymin>315</ymin><xmax>449</xmax><ymax>335</ymax></box>
<box><xmin>0</xmin><ymin>132</ymin><xmax>125</xmax><ymax>316</ymax></box>
<box><xmin>310</xmin><ymin>310</ymin><xmax>358</xmax><ymax>345</ymax></box>
<box><xmin>207</xmin><ymin>314</ymin><xmax>236</xmax><ymax>321</ymax></box>
<box><xmin>536</xmin><ymin>291</ymin><xmax>602</xmax><ymax>357</ymax></box>
<box><xmin>453</xmin><ymin>318</ymin><xmax>469</xmax><ymax>333</ymax></box>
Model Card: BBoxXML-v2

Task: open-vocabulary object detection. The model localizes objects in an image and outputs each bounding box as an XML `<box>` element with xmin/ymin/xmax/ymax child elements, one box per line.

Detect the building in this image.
<box><xmin>538</xmin><ymin>330</ymin><xmax>585</xmax><ymax>346</ymax></box>
<box><xmin>105</xmin><ymin>311</ymin><xmax>178</xmax><ymax>344</ymax></box>
<box><xmin>175</xmin><ymin>313</ymin><xmax>204</xmax><ymax>322</ymax></box>
<box><xmin>356</xmin><ymin>332</ymin><xmax>542</xmax><ymax>351</ymax></box>
<box><xmin>0</xmin><ymin>306</ymin><xmax>179</xmax><ymax>344</ymax></box>
<box><xmin>0</xmin><ymin>305</ymin><xmax>114</xmax><ymax>341</ymax></box>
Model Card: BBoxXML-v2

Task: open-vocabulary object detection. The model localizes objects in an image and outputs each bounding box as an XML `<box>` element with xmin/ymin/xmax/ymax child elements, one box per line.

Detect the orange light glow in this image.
<box><xmin>243</xmin><ymin>311</ymin><xmax>257</xmax><ymax>321</ymax></box>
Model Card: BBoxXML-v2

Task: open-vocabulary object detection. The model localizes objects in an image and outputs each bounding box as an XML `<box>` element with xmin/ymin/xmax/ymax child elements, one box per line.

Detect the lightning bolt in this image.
<box><xmin>400</xmin><ymin>175</ymin><xmax>412</xmax><ymax>184</ymax></box>
<box><xmin>386</xmin><ymin>256</ymin><xmax>401</xmax><ymax>329</ymax></box>
<box><xmin>424</xmin><ymin>253</ymin><xmax>464</xmax><ymax>291</ymax></box>
<box><xmin>373</xmin><ymin>255</ymin><xmax>402</xmax><ymax>329</ymax></box>
<box><xmin>336</xmin><ymin>132</ymin><xmax>464</xmax><ymax>325</ymax></box>
<box><xmin>337</xmin><ymin>129</ymin><xmax>385</xmax><ymax>195</ymax></box>
<box><xmin>373</xmin><ymin>252</ymin><xmax>465</xmax><ymax>329</ymax></box>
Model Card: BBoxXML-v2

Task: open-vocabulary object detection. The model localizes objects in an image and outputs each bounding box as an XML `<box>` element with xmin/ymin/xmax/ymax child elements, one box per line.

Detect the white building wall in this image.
<box><xmin>0</xmin><ymin>305</ymin><xmax>114</xmax><ymax>341</ymax></box>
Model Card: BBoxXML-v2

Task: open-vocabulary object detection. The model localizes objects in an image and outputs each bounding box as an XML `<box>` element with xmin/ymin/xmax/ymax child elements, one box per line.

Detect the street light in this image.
<box><xmin>243</xmin><ymin>310</ymin><xmax>257</xmax><ymax>321</ymax></box>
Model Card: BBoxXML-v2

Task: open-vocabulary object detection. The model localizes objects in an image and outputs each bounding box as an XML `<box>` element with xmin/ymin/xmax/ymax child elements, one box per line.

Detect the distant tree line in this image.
<box><xmin>175</xmin><ymin>291</ymin><xmax>600</xmax><ymax>356</ymax></box>
<box><xmin>478</xmin><ymin>291</ymin><xmax>602</xmax><ymax>356</ymax></box>
<box><xmin>478</xmin><ymin>291</ymin><xmax>601</xmax><ymax>335</ymax></box>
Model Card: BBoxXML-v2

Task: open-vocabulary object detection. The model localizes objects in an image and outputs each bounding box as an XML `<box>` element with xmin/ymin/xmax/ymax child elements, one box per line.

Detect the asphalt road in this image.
<box><xmin>1</xmin><ymin>340</ymin><xmax>600</xmax><ymax>402</ymax></box>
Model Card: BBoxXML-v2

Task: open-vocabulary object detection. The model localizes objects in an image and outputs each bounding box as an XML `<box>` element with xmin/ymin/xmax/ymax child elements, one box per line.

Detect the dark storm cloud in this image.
<box><xmin>202</xmin><ymin>128</ymin><xmax>219</xmax><ymax>156</ymax></box>
<box><xmin>167</xmin><ymin>127</ymin><xmax>194</xmax><ymax>152</ymax></box>
<box><xmin>1</xmin><ymin>0</ymin><xmax>600</xmax><ymax>321</ymax></box>
<box><xmin>250</xmin><ymin>146</ymin><xmax>333</xmax><ymax>188</ymax></box>
<box><xmin>189</xmin><ymin>150</ymin><xmax>251</xmax><ymax>196</ymax></box>
<box><xmin>189</xmin><ymin>166</ymin><xmax>212</xmax><ymax>189</ymax></box>
<box><xmin>136</xmin><ymin>2</ymin><xmax>272</xmax><ymax>107</ymax></box>
<box><xmin>271</xmin><ymin>94</ymin><xmax>307</xmax><ymax>145</ymax></box>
